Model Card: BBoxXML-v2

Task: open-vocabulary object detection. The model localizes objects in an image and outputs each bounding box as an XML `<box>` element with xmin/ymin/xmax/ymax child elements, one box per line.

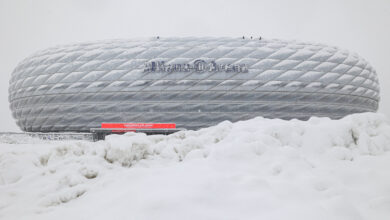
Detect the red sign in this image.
<box><xmin>101</xmin><ymin>123</ymin><xmax>176</xmax><ymax>129</ymax></box>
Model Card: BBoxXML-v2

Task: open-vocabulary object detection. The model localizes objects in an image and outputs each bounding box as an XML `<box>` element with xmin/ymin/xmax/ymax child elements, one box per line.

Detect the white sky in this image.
<box><xmin>0</xmin><ymin>0</ymin><xmax>389</xmax><ymax>131</ymax></box>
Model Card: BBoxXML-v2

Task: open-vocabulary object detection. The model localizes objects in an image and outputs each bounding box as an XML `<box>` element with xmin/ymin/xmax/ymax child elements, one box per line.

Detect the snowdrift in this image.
<box><xmin>1</xmin><ymin>113</ymin><xmax>390</xmax><ymax>220</ymax></box>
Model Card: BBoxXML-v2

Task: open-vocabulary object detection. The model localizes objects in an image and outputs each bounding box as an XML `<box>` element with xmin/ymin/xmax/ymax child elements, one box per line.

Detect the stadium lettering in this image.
<box><xmin>144</xmin><ymin>59</ymin><xmax>248</xmax><ymax>73</ymax></box>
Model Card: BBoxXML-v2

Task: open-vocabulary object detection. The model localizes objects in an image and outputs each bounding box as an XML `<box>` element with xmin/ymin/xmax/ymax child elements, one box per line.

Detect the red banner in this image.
<box><xmin>101</xmin><ymin>123</ymin><xmax>176</xmax><ymax>129</ymax></box>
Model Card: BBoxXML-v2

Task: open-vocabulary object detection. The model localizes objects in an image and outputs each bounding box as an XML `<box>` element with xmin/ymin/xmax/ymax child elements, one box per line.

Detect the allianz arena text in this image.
<box><xmin>8</xmin><ymin>37</ymin><xmax>380</xmax><ymax>132</ymax></box>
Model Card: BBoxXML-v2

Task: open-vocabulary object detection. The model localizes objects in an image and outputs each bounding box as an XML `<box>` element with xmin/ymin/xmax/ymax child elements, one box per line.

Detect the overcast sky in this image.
<box><xmin>0</xmin><ymin>0</ymin><xmax>389</xmax><ymax>131</ymax></box>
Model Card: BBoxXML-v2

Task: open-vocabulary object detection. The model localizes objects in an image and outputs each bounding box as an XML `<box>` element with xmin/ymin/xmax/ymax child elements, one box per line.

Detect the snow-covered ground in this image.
<box><xmin>1</xmin><ymin>113</ymin><xmax>390</xmax><ymax>220</ymax></box>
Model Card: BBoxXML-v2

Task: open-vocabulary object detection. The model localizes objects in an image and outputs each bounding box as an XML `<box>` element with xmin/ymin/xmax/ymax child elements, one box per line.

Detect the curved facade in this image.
<box><xmin>9</xmin><ymin>37</ymin><xmax>380</xmax><ymax>132</ymax></box>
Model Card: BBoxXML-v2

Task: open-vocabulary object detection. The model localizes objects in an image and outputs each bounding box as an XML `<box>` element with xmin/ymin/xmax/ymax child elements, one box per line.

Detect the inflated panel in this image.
<box><xmin>9</xmin><ymin>37</ymin><xmax>380</xmax><ymax>131</ymax></box>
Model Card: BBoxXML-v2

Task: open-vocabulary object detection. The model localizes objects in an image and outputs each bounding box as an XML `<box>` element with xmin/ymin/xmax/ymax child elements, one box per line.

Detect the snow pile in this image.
<box><xmin>1</xmin><ymin>113</ymin><xmax>390</xmax><ymax>220</ymax></box>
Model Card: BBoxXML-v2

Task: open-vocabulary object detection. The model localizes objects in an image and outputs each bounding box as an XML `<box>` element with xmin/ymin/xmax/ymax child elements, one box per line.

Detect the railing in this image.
<box><xmin>0</xmin><ymin>132</ymin><xmax>94</xmax><ymax>142</ymax></box>
<box><xmin>0</xmin><ymin>128</ymin><xmax>185</xmax><ymax>142</ymax></box>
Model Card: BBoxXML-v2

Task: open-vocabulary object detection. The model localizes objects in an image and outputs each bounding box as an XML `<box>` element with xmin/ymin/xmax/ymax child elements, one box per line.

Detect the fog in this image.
<box><xmin>0</xmin><ymin>0</ymin><xmax>389</xmax><ymax>131</ymax></box>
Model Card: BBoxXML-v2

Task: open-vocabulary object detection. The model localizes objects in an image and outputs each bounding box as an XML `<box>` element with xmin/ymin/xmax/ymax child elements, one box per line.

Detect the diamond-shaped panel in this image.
<box><xmin>8</xmin><ymin>37</ymin><xmax>380</xmax><ymax>132</ymax></box>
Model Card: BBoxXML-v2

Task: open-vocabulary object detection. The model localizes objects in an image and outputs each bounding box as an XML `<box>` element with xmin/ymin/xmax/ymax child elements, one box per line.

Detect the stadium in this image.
<box><xmin>8</xmin><ymin>37</ymin><xmax>380</xmax><ymax>133</ymax></box>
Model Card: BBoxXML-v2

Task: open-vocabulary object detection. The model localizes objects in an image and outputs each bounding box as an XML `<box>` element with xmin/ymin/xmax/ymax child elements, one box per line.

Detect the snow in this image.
<box><xmin>1</xmin><ymin>113</ymin><xmax>390</xmax><ymax>220</ymax></box>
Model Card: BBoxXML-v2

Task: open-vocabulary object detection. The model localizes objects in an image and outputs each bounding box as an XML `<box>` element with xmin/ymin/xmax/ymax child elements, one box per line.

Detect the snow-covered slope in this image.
<box><xmin>1</xmin><ymin>113</ymin><xmax>390</xmax><ymax>220</ymax></box>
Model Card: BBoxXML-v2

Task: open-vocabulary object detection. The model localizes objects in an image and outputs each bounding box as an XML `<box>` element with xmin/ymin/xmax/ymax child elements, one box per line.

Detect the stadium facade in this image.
<box><xmin>8</xmin><ymin>37</ymin><xmax>380</xmax><ymax>132</ymax></box>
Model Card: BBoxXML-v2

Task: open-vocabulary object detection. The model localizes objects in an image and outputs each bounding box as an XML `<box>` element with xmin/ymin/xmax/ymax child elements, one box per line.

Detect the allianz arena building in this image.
<box><xmin>9</xmin><ymin>37</ymin><xmax>380</xmax><ymax>132</ymax></box>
